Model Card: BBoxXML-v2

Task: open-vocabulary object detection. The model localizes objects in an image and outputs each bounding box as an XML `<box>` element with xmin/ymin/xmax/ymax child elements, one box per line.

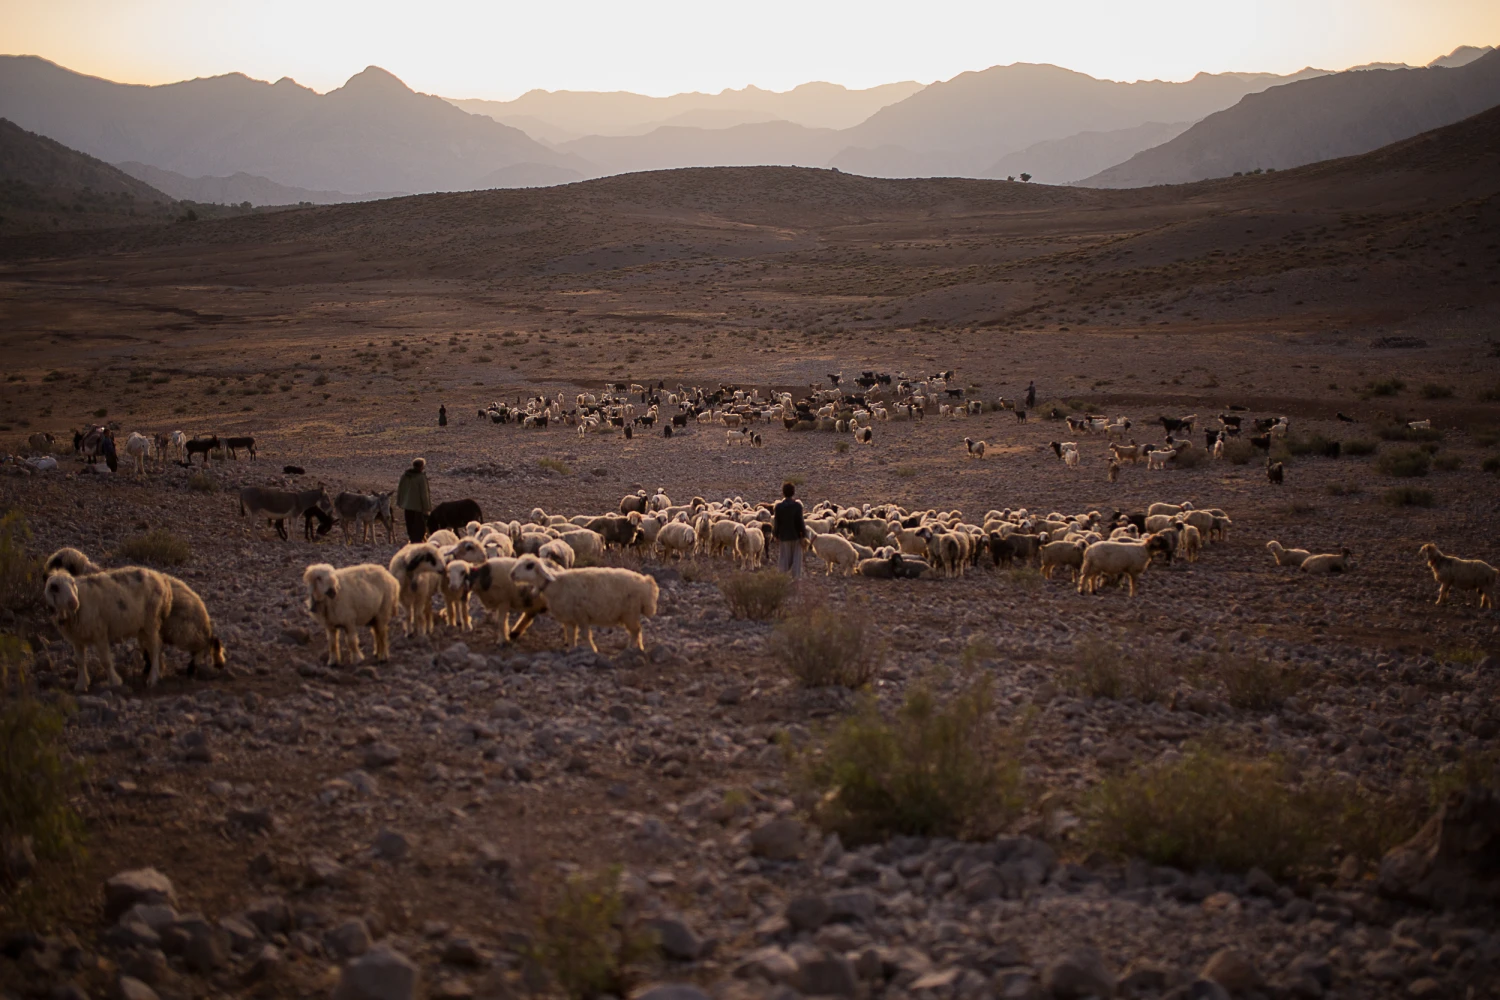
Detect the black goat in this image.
<box><xmin>427</xmin><ymin>499</ymin><xmax>483</xmax><ymax>535</ymax></box>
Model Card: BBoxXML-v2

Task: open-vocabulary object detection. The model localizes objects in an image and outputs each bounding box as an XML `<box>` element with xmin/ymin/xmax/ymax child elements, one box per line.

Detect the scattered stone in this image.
<box><xmin>442</xmin><ymin>936</ymin><xmax>488</xmax><ymax>967</ymax></box>
<box><xmin>795</xmin><ymin>950</ymin><xmax>858</xmax><ymax>997</ymax></box>
<box><xmin>227</xmin><ymin>807</ymin><xmax>277</xmax><ymax>834</ymax></box>
<box><xmin>332</xmin><ymin>945</ymin><xmax>421</xmax><ymax>1000</ymax></box>
<box><xmin>117</xmin><ymin>976</ymin><xmax>161</xmax><ymax>1000</ymax></box>
<box><xmin>373</xmin><ymin>829</ymin><xmax>412</xmax><ymax>861</ymax></box>
<box><xmin>785</xmin><ymin>895</ymin><xmax>830</xmax><ymax>932</ymax></box>
<box><xmin>1042</xmin><ymin>947</ymin><xmax>1116</xmax><ymax>999</ymax></box>
<box><xmin>244</xmin><ymin>943</ymin><xmax>282</xmax><ymax>983</ymax></box>
<box><xmin>306</xmin><ymin>856</ymin><xmax>349</xmax><ymax>887</ymax></box>
<box><xmin>1200</xmin><ymin>948</ymin><xmax>1262</xmax><ymax>992</ymax></box>
<box><xmin>218</xmin><ymin>915</ymin><xmax>259</xmax><ymax>952</ymax></box>
<box><xmin>174</xmin><ymin>915</ymin><xmax>226</xmax><ymax>974</ymax></box>
<box><xmin>363</xmin><ymin>743</ymin><xmax>402</xmax><ymax>769</ymax></box>
<box><xmin>647</xmin><ymin>917</ymin><xmax>703</xmax><ymax>962</ymax></box>
<box><xmin>634</xmin><ymin>985</ymin><xmax>712</xmax><ymax>1000</ymax></box>
<box><xmin>749</xmin><ymin>818</ymin><xmax>804</xmax><ymax>861</ymax></box>
<box><xmin>104</xmin><ymin>869</ymin><xmax>176</xmax><ymax>921</ymax></box>
<box><xmin>327</xmin><ymin>919</ymin><xmax>372</xmax><ymax>959</ymax></box>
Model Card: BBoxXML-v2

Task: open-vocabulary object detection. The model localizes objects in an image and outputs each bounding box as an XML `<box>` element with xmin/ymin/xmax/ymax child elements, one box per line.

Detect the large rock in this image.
<box><xmin>795</xmin><ymin>950</ymin><xmax>859</xmax><ymax>997</ymax></box>
<box><xmin>645</xmin><ymin>917</ymin><xmax>702</xmax><ymax>961</ymax></box>
<box><xmin>1200</xmin><ymin>949</ymin><xmax>1262</xmax><ymax>993</ymax></box>
<box><xmin>332</xmin><ymin>946</ymin><xmax>422</xmax><ymax>1000</ymax></box>
<box><xmin>104</xmin><ymin>869</ymin><xmax>177</xmax><ymax>921</ymax></box>
<box><xmin>633</xmin><ymin>986</ymin><xmax>711</xmax><ymax>1000</ymax></box>
<box><xmin>1378</xmin><ymin>786</ymin><xmax>1500</xmax><ymax>908</ymax></box>
<box><xmin>1042</xmin><ymin>947</ymin><xmax>1115</xmax><ymax>999</ymax></box>
<box><xmin>749</xmin><ymin>818</ymin><xmax>805</xmax><ymax>861</ymax></box>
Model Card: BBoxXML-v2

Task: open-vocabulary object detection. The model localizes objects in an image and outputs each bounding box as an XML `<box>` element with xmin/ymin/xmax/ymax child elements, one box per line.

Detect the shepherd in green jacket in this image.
<box><xmin>397</xmin><ymin>457</ymin><xmax>432</xmax><ymax>542</ymax></box>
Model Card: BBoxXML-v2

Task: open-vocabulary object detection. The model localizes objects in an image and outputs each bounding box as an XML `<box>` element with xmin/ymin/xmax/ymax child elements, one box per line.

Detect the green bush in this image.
<box><xmin>718</xmin><ymin>571</ymin><xmax>792</xmax><ymax>620</ymax></box>
<box><xmin>1222</xmin><ymin>438</ymin><xmax>1255</xmax><ymax>465</ymax></box>
<box><xmin>528</xmin><ymin>867</ymin><xmax>657</xmax><ymax>1000</ymax></box>
<box><xmin>1420</xmin><ymin>383</ymin><xmax>1454</xmax><ymax>399</ymax></box>
<box><xmin>0</xmin><ymin>511</ymin><xmax>41</xmax><ymax>614</ymax></box>
<box><xmin>771</xmin><ymin>607</ymin><xmax>882</xmax><ymax>688</ymax></box>
<box><xmin>803</xmin><ymin>675</ymin><xmax>1024</xmax><ymax>843</ymax></box>
<box><xmin>115</xmin><ymin>529</ymin><xmax>191</xmax><ymax>567</ymax></box>
<box><xmin>1342</xmin><ymin>438</ymin><xmax>1378</xmax><ymax>457</ymax></box>
<box><xmin>1377</xmin><ymin>447</ymin><xmax>1430</xmax><ymax>477</ymax></box>
<box><xmin>1432</xmin><ymin>453</ymin><xmax>1462</xmax><ymax>472</ymax></box>
<box><xmin>1</xmin><ymin>683</ymin><xmax>87</xmax><ymax>880</ymax></box>
<box><xmin>1384</xmin><ymin>487</ymin><xmax>1434</xmax><ymax>508</ymax></box>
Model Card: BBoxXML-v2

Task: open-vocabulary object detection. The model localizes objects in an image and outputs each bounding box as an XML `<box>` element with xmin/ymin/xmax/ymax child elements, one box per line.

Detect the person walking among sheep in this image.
<box><xmin>397</xmin><ymin>458</ymin><xmax>432</xmax><ymax>543</ymax></box>
<box><xmin>438</xmin><ymin>404</ymin><xmax>447</xmax><ymax>427</ymax></box>
<box><xmin>773</xmin><ymin>481</ymin><xmax>806</xmax><ymax>578</ymax></box>
<box><xmin>1025</xmin><ymin>381</ymin><xmax>1036</xmax><ymax>410</ymax></box>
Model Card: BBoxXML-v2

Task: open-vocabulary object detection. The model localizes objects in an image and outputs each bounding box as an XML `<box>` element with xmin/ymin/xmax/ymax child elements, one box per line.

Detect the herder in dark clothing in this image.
<box><xmin>101</xmin><ymin>429</ymin><xmax>118</xmax><ymax>473</ymax></box>
<box><xmin>438</xmin><ymin>405</ymin><xmax>447</xmax><ymax>427</ymax></box>
<box><xmin>1025</xmin><ymin>381</ymin><xmax>1036</xmax><ymax>409</ymax></box>
<box><xmin>397</xmin><ymin>458</ymin><xmax>432</xmax><ymax>543</ymax></box>
<box><xmin>773</xmin><ymin>481</ymin><xmax>806</xmax><ymax>578</ymax></box>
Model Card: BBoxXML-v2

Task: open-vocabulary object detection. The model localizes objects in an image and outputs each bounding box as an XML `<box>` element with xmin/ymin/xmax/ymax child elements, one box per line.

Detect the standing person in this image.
<box><xmin>438</xmin><ymin>404</ymin><xmax>447</xmax><ymax>427</ymax></box>
<box><xmin>101</xmin><ymin>429</ymin><xmax>118</xmax><ymax>473</ymax></box>
<box><xmin>773</xmin><ymin>481</ymin><xmax>806</xmax><ymax>579</ymax></box>
<box><xmin>397</xmin><ymin>458</ymin><xmax>432</xmax><ymax>543</ymax></box>
<box><xmin>1025</xmin><ymin>380</ymin><xmax>1036</xmax><ymax>410</ymax></box>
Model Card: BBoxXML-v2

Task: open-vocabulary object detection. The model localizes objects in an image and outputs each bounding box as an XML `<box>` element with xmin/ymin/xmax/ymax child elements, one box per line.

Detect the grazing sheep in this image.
<box><xmin>1267</xmin><ymin>460</ymin><xmax>1285</xmax><ymax>484</ymax></box>
<box><xmin>44</xmin><ymin>567</ymin><xmax>173</xmax><ymax>691</ymax></box>
<box><xmin>1146</xmin><ymin>449</ymin><xmax>1171</xmax><ymax>471</ymax></box>
<box><xmin>1076</xmin><ymin>537</ymin><xmax>1172</xmax><ymax>597</ymax></box>
<box><xmin>302</xmin><ymin>563</ymin><xmax>400</xmax><ymax>665</ymax></box>
<box><xmin>1266</xmin><ymin>540</ymin><xmax>1312</xmax><ymax>567</ymax></box>
<box><xmin>1179</xmin><ymin>524</ymin><xmax>1203</xmax><ymax>563</ymax></box>
<box><xmin>1418</xmin><ymin>543</ymin><xmax>1498</xmax><ymax>609</ymax></box>
<box><xmin>539</xmin><ymin>538</ymin><xmax>576</xmax><ymax>569</ymax></box>
<box><xmin>656</xmin><ymin>521</ymin><xmax>698</xmax><ymax>559</ymax></box>
<box><xmin>1039</xmin><ymin>539</ymin><xmax>1086</xmax><ymax>581</ymax></box>
<box><xmin>508</xmin><ymin>555</ymin><xmax>659</xmax><ymax>652</ymax></box>
<box><xmin>43</xmin><ymin>547</ymin><xmax>105</xmax><ymax>577</ymax></box>
<box><xmin>388</xmin><ymin>542</ymin><xmax>444</xmax><ymax>636</ymax></box>
<box><xmin>964</xmin><ymin>437</ymin><xmax>986</xmax><ymax>459</ymax></box>
<box><xmin>465</xmin><ymin>557</ymin><xmax>540</xmax><ymax>641</ymax></box>
<box><xmin>809</xmin><ymin>532</ymin><xmax>860</xmax><ymax>575</ymax></box>
<box><xmin>557</xmin><ymin>529</ymin><xmax>604</xmax><ymax>562</ymax></box>
<box><xmin>1300</xmin><ymin>548</ymin><xmax>1353</xmax><ymax>574</ymax></box>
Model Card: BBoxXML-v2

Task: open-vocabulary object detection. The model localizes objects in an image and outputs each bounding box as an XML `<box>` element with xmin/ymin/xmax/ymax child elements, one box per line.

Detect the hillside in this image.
<box><xmin>1081</xmin><ymin>50</ymin><xmax>1500</xmax><ymax>187</ymax></box>
<box><xmin>114</xmin><ymin>162</ymin><xmax>391</xmax><ymax>205</ymax></box>
<box><xmin>556</xmin><ymin>120</ymin><xmax>846</xmax><ymax>176</ymax></box>
<box><xmin>985</xmin><ymin>121</ymin><xmax>1192</xmax><ymax>184</ymax></box>
<box><xmin>0</xmin><ymin>57</ymin><xmax>588</xmax><ymax>195</ymax></box>
<box><xmin>0</xmin><ymin>116</ymin><xmax>176</xmax><ymax>231</ymax></box>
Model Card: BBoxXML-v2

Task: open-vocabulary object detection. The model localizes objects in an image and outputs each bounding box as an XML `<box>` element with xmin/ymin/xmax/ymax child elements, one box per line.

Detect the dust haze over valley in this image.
<box><xmin>3</xmin><ymin>7</ymin><xmax>1500</xmax><ymax>1000</ymax></box>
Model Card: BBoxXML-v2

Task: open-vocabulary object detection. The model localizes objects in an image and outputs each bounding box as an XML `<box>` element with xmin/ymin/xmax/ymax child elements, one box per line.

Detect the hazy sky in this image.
<box><xmin>6</xmin><ymin>0</ymin><xmax>1498</xmax><ymax>99</ymax></box>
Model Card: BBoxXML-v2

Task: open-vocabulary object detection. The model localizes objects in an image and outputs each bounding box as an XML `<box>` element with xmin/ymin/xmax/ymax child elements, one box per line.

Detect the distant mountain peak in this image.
<box><xmin>335</xmin><ymin>65</ymin><xmax>414</xmax><ymax>97</ymax></box>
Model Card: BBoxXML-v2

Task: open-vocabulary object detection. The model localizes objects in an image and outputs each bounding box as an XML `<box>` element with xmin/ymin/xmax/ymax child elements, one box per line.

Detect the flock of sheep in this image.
<box><xmin>32</xmin><ymin>481</ymin><xmax>1499</xmax><ymax>690</ymax></box>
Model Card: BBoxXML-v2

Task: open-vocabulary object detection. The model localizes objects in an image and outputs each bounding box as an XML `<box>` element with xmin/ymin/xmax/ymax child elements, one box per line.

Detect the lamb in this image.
<box><xmin>1418</xmin><ymin>543</ymin><xmax>1498</xmax><ymax>609</ymax></box>
<box><xmin>44</xmin><ymin>566</ymin><xmax>173</xmax><ymax>691</ymax></box>
<box><xmin>1300</xmin><ymin>548</ymin><xmax>1353</xmax><ymax>574</ymax></box>
<box><xmin>388</xmin><ymin>542</ymin><xmax>444</xmax><ymax>636</ymax></box>
<box><xmin>1064</xmin><ymin>446</ymin><xmax>1081</xmax><ymax>468</ymax></box>
<box><xmin>508</xmin><ymin>555</ymin><xmax>659</xmax><ymax>653</ymax></box>
<box><xmin>735</xmin><ymin>523</ymin><xmax>766</xmax><ymax>567</ymax></box>
<box><xmin>1146</xmin><ymin>449</ymin><xmax>1171</xmax><ymax>471</ymax></box>
<box><xmin>1076</xmin><ymin>537</ymin><xmax>1171</xmax><ymax>597</ymax></box>
<box><xmin>464</xmin><ymin>557</ymin><xmax>541</xmax><ymax>641</ymax></box>
<box><xmin>1266</xmin><ymin>540</ymin><xmax>1312</xmax><ymax>567</ymax></box>
<box><xmin>963</xmin><ymin>437</ymin><xmax>986</xmax><ymax>459</ymax></box>
<box><xmin>302</xmin><ymin>563</ymin><xmax>399</xmax><ymax>665</ymax></box>
<box><xmin>809</xmin><ymin>532</ymin><xmax>860</xmax><ymax>575</ymax></box>
<box><xmin>1179</xmin><ymin>524</ymin><xmax>1203</xmax><ymax>563</ymax></box>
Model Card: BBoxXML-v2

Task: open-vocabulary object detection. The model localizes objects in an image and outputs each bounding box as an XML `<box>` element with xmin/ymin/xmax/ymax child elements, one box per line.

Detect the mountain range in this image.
<box><xmin>0</xmin><ymin>44</ymin><xmax>1495</xmax><ymax>206</ymax></box>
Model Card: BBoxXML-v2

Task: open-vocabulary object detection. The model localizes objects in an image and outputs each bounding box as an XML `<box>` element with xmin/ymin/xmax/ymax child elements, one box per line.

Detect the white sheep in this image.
<box><xmin>557</xmin><ymin>528</ymin><xmax>604</xmax><ymax>563</ymax></box>
<box><xmin>427</xmin><ymin>528</ymin><xmax>460</xmax><ymax>547</ymax></box>
<box><xmin>44</xmin><ymin>567</ymin><xmax>173</xmax><ymax>691</ymax></box>
<box><xmin>1265</xmin><ymin>540</ymin><xmax>1311</xmax><ymax>567</ymax></box>
<box><xmin>1418</xmin><ymin>543</ymin><xmax>1497</xmax><ymax>608</ymax></box>
<box><xmin>508</xmin><ymin>555</ymin><xmax>659</xmax><ymax>653</ymax></box>
<box><xmin>388</xmin><ymin>542</ymin><xmax>444</xmax><ymax>636</ymax></box>
<box><xmin>1146</xmin><ymin>449</ymin><xmax>1171</xmax><ymax>471</ymax></box>
<box><xmin>809</xmin><ymin>532</ymin><xmax>860</xmax><ymax>575</ymax></box>
<box><xmin>1179</xmin><ymin>524</ymin><xmax>1203</xmax><ymax>563</ymax></box>
<box><xmin>1064</xmin><ymin>446</ymin><xmax>1081</xmax><ymax>468</ymax></box>
<box><xmin>1300</xmin><ymin>549</ymin><xmax>1353</xmax><ymax>574</ymax></box>
<box><xmin>736</xmin><ymin>523</ymin><xmax>766</xmax><ymax>567</ymax></box>
<box><xmin>539</xmin><ymin>537</ymin><xmax>576</xmax><ymax>569</ymax></box>
<box><xmin>1077</xmin><ymin>538</ymin><xmax>1163</xmax><ymax>597</ymax></box>
<box><xmin>657</xmin><ymin>521</ymin><xmax>698</xmax><ymax>559</ymax></box>
<box><xmin>302</xmin><ymin>563</ymin><xmax>400</xmax><ymax>664</ymax></box>
<box><xmin>1039</xmin><ymin>539</ymin><xmax>1086</xmax><ymax>581</ymax></box>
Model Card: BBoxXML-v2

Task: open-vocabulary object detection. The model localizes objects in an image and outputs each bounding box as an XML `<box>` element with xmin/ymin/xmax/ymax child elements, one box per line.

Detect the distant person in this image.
<box><xmin>397</xmin><ymin>457</ymin><xmax>432</xmax><ymax>542</ymax></box>
<box><xmin>1025</xmin><ymin>381</ymin><xmax>1036</xmax><ymax>410</ymax></box>
<box><xmin>773</xmin><ymin>481</ymin><xmax>806</xmax><ymax>579</ymax></box>
<box><xmin>438</xmin><ymin>404</ymin><xmax>447</xmax><ymax>427</ymax></box>
<box><xmin>101</xmin><ymin>429</ymin><xmax>118</xmax><ymax>473</ymax></box>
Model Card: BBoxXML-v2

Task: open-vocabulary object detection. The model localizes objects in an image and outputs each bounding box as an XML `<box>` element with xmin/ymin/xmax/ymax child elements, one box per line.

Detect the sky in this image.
<box><xmin>4</xmin><ymin>0</ymin><xmax>1498</xmax><ymax>99</ymax></box>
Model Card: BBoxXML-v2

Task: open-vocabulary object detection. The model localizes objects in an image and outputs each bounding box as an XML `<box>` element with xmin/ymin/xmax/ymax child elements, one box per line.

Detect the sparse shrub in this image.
<box><xmin>1360</xmin><ymin>377</ymin><xmax>1405</xmax><ymax>398</ymax></box>
<box><xmin>1377</xmin><ymin>447</ymin><xmax>1430</xmax><ymax>477</ymax></box>
<box><xmin>1374</xmin><ymin>418</ymin><xmax>1442</xmax><ymax>443</ymax></box>
<box><xmin>1432</xmin><ymin>453</ymin><xmax>1462</xmax><ymax>472</ymax></box>
<box><xmin>538</xmin><ymin>457</ymin><xmax>573</xmax><ymax>476</ymax></box>
<box><xmin>1326</xmin><ymin>481</ymin><xmax>1362</xmax><ymax>497</ymax></box>
<box><xmin>894</xmin><ymin>466</ymin><xmax>917</xmax><ymax>478</ymax></box>
<box><xmin>1222</xmin><ymin>438</ymin><xmax>1254</xmax><ymax>465</ymax></box>
<box><xmin>313</xmin><ymin>373</ymin><xmax>329</xmax><ymax>386</ymax></box>
<box><xmin>1280</xmin><ymin>501</ymin><xmax>1317</xmax><ymax>517</ymax></box>
<box><xmin>115</xmin><ymin>529</ymin><xmax>191</xmax><ymax>567</ymax></box>
<box><xmin>1284</xmin><ymin>433</ymin><xmax>1343</xmax><ymax>459</ymax></box>
<box><xmin>835</xmin><ymin>441</ymin><xmax>850</xmax><ymax>454</ymax></box>
<box><xmin>1</xmin><ymin>676</ymin><xmax>87</xmax><ymax>880</ymax></box>
<box><xmin>0</xmin><ymin>512</ymin><xmax>40</xmax><ymax>615</ymax></box>
<box><xmin>719</xmin><ymin>571</ymin><xmax>792</xmax><ymax>620</ymax></box>
<box><xmin>1383</xmin><ymin>486</ymin><xmax>1434</xmax><ymax>508</ymax></box>
<box><xmin>772</xmin><ymin>607</ymin><xmax>882</xmax><ymax>689</ymax></box>
<box><xmin>92</xmin><ymin>408</ymin><xmax>107</xmax><ymax>419</ymax></box>
<box><xmin>1342</xmin><ymin>438</ymin><xmax>1378</xmax><ymax>457</ymax></box>
<box><xmin>1211</xmin><ymin>649</ymin><xmax>1305</xmax><ymax>710</ymax></box>
<box><xmin>802</xmin><ymin>674</ymin><xmax>1024</xmax><ymax>843</ymax></box>
<box><xmin>960</xmin><ymin>636</ymin><xmax>999</xmax><ymax>670</ymax></box>
<box><xmin>1420</xmin><ymin>383</ymin><xmax>1454</xmax><ymax>399</ymax></box>
<box><xmin>1173</xmin><ymin>446</ymin><xmax>1207</xmax><ymax>469</ymax></box>
<box><xmin>1061</xmin><ymin>639</ymin><xmax>1174</xmax><ymax>703</ymax></box>
<box><xmin>527</xmin><ymin>866</ymin><xmax>657</xmax><ymax>1000</ymax></box>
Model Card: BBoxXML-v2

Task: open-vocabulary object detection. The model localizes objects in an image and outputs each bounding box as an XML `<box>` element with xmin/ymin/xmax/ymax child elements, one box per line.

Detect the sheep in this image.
<box><xmin>388</xmin><ymin>542</ymin><xmax>444</xmax><ymax>636</ymax></box>
<box><xmin>1300</xmin><ymin>548</ymin><xmax>1353</xmax><ymax>574</ymax></box>
<box><xmin>1076</xmin><ymin>537</ymin><xmax>1172</xmax><ymax>597</ymax></box>
<box><xmin>1064</xmin><ymin>446</ymin><xmax>1081</xmax><ymax>468</ymax></box>
<box><xmin>964</xmin><ymin>437</ymin><xmax>986</xmax><ymax>459</ymax></box>
<box><xmin>302</xmin><ymin>563</ymin><xmax>400</xmax><ymax>665</ymax></box>
<box><xmin>1110</xmin><ymin>443</ymin><xmax>1145</xmax><ymax>464</ymax></box>
<box><xmin>838</xmin><ymin>517</ymin><xmax>892</xmax><ymax>549</ymax></box>
<box><xmin>558</xmin><ymin>529</ymin><xmax>604</xmax><ymax>563</ymax></box>
<box><xmin>508</xmin><ymin>555</ymin><xmax>659</xmax><ymax>652</ymax></box>
<box><xmin>43</xmin><ymin>547</ymin><xmax>105</xmax><ymax>577</ymax></box>
<box><xmin>539</xmin><ymin>538</ymin><xmax>576</xmax><ymax>569</ymax></box>
<box><xmin>1179</xmin><ymin>524</ymin><xmax>1203</xmax><ymax>563</ymax></box>
<box><xmin>44</xmin><ymin>566</ymin><xmax>173</xmax><ymax>691</ymax></box>
<box><xmin>735</xmin><ymin>523</ymin><xmax>766</xmax><ymax>567</ymax></box>
<box><xmin>1418</xmin><ymin>543</ymin><xmax>1498</xmax><ymax>609</ymax></box>
<box><xmin>657</xmin><ymin>521</ymin><xmax>698</xmax><ymax>559</ymax></box>
<box><xmin>427</xmin><ymin>528</ymin><xmax>461</xmax><ymax>547</ymax></box>
<box><xmin>464</xmin><ymin>557</ymin><xmax>540</xmax><ymax>641</ymax></box>
<box><xmin>854</xmin><ymin>426</ymin><xmax>873</xmax><ymax>445</ymax></box>
<box><xmin>1266</xmin><ymin>540</ymin><xmax>1312</xmax><ymax>567</ymax></box>
<box><xmin>1039</xmin><ymin>539</ymin><xmax>1086</xmax><ymax>581</ymax></box>
<box><xmin>1267</xmin><ymin>460</ymin><xmax>1285</xmax><ymax>484</ymax></box>
<box><xmin>1408</xmin><ymin>420</ymin><xmax>1432</xmax><ymax>431</ymax></box>
<box><xmin>923</xmin><ymin>530</ymin><xmax>965</xmax><ymax>578</ymax></box>
<box><xmin>1146</xmin><ymin>449</ymin><xmax>1171</xmax><ymax>471</ymax></box>
<box><xmin>809</xmin><ymin>532</ymin><xmax>860</xmax><ymax>575</ymax></box>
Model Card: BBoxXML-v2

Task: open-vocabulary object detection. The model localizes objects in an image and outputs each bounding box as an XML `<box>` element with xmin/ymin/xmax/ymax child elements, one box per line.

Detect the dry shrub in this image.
<box><xmin>115</xmin><ymin>529</ymin><xmax>191</xmax><ymax>567</ymax></box>
<box><xmin>772</xmin><ymin>607</ymin><xmax>882</xmax><ymax>688</ymax></box>
<box><xmin>1342</xmin><ymin>438</ymin><xmax>1378</xmax><ymax>457</ymax></box>
<box><xmin>1377</xmin><ymin>447</ymin><xmax>1431</xmax><ymax>477</ymax></box>
<box><xmin>1222</xmin><ymin>438</ymin><xmax>1255</xmax><ymax>465</ymax></box>
<box><xmin>1173</xmin><ymin>446</ymin><xmax>1207</xmax><ymax>469</ymax></box>
<box><xmin>538</xmin><ymin>457</ymin><xmax>573</xmax><ymax>476</ymax></box>
<box><xmin>1420</xmin><ymin>383</ymin><xmax>1454</xmax><ymax>399</ymax></box>
<box><xmin>187</xmin><ymin>471</ymin><xmax>217</xmax><ymax>493</ymax></box>
<box><xmin>718</xmin><ymin>571</ymin><xmax>792</xmax><ymax>620</ymax></box>
<box><xmin>527</xmin><ymin>866</ymin><xmax>657</xmax><ymax>1000</ymax></box>
<box><xmin>803</xmin><ymin>674</ymin><xmax>1025</xmax><ymax>843</ymax></box>
<box><xmin>1432</xmin><ymin>453</ymin><xmax>1462</xmax><ymax>472</ymax></box>
<box><xmin>1062</xmin><ymin>639</ymin><xmax>1175</xmax><ymax>703</ymax></box>
<box><xmin>1325</xmin><ymin>481</ymin><xmax>1362</xmax><ymax>497</ymax></box>
<box><xmin>1</xmin><ymin>644</ymin><xmax>87</xmax><ymax>884</ymax></box>
<box><xmin>0</xmin><ymin>511</ymin><xmax>41</xmax><ymax>614</ymax></box>
<box><xmin>1384</xmin><ymin>486</ymin><xmax>1435</xmax><ymax>508</ymax></box>
<box><xmin>1209</xmin><ymin>648</ymin><xmax>1305</xmax><ymax>711</ymax></box>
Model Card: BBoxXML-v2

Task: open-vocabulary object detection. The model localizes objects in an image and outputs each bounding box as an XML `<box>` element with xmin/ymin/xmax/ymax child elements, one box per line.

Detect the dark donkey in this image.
<box><xmin>186</xmin><ymin>435</ymin><xmax>220</xmax><ymax>465</ymax></box>
<box><xmin>225</xmin><ymin>435</ymin><xmax>257</xmax><ymax>460</ymax></box>
<box><xmin>239</xmin><ymin>485</ymin><xmax>333</xmax><ymax>541</ymax></box>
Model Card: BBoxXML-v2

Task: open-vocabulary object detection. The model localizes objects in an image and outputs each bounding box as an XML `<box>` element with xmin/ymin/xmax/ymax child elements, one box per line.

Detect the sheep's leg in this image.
<box><xmin>509</xmin><ymin>610</ymin><xmax>537</xmax><ymax>642</ymax></box>
<box><xmin>72</xmin><ymin>640</ymin><xmax>92</xmax><ymax>693</ymax></box>
<box><xmin>325</xmin><ymin>625</ymin><xmax>342</xmax><ymax>665</ymax></box>
<box><xmin>1126</xmin><ymin>572</ymin><xmax>1138</xmax><ymax>598</ymax></box>
<box><xmin>140</xmin><ymin>627</ymin><xmax>164</xmax><ymax>687</ymax></box>
<box><xmin>98</xmin><ymin>641</ymin><xmax>123</xmax><ymax>688</ymax></box>
<box><xmin>1436</xmin><ymin>583</ymin><xmax>1449</xmax><ymax>606</ymax></box>
<box><xmin>347</xmin><ymin>628</ymin><xmax>365</xmax><ymax>664</ymax></box>
<box><xmin>372</xmin><ymin>618</ymin><xmax>390</xmax><ymax>662</ymax></box>
<box><xmin>628</xmin><ymin>621</ymin><xmax>645</xmax><ymax>652</ymax></box>
<box><xmin>583</xmin><ymin>627</ymin><xmax>599</xmax><ymax>654</ymax></box>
